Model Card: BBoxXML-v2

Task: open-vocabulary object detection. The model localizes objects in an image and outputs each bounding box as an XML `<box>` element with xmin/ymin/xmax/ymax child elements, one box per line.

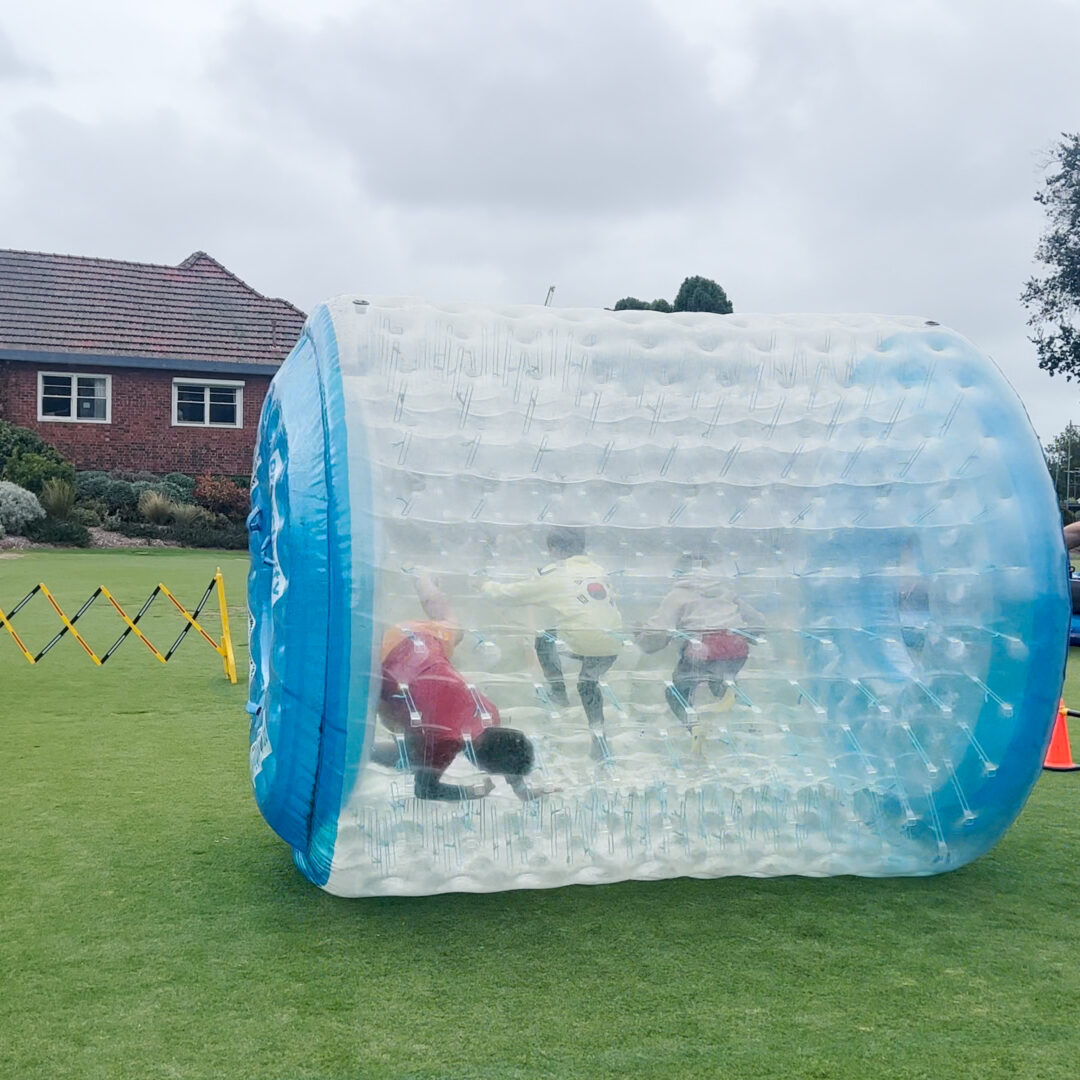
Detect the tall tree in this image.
<box><xmin>613</xmin><ymin>296</ymin><xmax>649</xmax><ymax>311</ymax></box>
<box><xmin>1045</xmin><ymin>422</ymin><xmax>1080</xmax><ymax>514</ymax></box>
<box><xmin>1022</xmin><ymin>133</ymin><xmax>1080</xmax><ymax>379</ymax></box>
<box><xmin>673</xmin><ymin>275</ymin><xmax>734</xmax><ymax>314</ymax></box>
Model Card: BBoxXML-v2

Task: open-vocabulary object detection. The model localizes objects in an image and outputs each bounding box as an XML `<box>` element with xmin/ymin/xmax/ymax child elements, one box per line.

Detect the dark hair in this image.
<box><xmin>546</xmin><ymin>526</ymin><xmax>586</xmax><ymax>558</ymax></box>
<box><xmin>473</xmin><ymin>727</ymin><xmax>534</xmax><ymax>776</ymax></box>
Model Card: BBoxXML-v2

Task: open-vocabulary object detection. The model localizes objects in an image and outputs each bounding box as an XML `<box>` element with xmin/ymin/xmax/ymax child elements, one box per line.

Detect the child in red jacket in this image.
<box><xmin>370</xmin><ymin>573</ymin><xmax>542</xmax><ymax>801</ymax></box>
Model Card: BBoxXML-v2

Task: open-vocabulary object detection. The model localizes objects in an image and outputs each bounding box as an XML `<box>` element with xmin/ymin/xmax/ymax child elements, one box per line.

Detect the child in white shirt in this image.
<box><xmin>636</xmin><ymin>552</ymin><xmax>764</xmax><ymax>729</ymax></box>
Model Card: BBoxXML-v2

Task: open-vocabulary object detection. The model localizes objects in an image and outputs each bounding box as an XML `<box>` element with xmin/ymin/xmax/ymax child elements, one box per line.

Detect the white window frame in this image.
<box><xmin>171</xmin><ymin>378</ymin><xmax>244</xmax><ymax>429</ymax></box>
<box><xmin>37</xmin><ymin>370</ymin><xmax>112</xmax><ymax>424</ymax></box>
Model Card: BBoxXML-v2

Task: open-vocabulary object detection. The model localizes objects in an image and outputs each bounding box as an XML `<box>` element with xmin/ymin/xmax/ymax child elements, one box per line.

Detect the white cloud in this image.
<box><xmin>217</xmin><ymin>0</ymin><xmax>735</xmax><ymax>214</ymax></box>
<box><xmin>0</xmin><ymin>104</ymin><xmax>402</xmax><ymax>310</ymax></box>
<box><xmin>0</xmin><ymin>0</ymin><xmax>1078</xmax><ymax>438</ymax></box>
<box><xmin>0</xmin><ymin>24</ymin><xmax>50</xmax><ymax>84</ymax></box>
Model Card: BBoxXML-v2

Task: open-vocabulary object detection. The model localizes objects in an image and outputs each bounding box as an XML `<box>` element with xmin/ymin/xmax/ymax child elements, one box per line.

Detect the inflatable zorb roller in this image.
<box><xmin>247</xmin><ymin>299</ymin><xmax>1068</xmax><ymax>897</ymax></box>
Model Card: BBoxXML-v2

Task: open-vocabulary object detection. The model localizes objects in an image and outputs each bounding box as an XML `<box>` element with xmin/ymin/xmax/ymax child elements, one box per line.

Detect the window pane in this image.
<box><xmin>177</xmin><ymin>400</ymin><xmax>206</xmax><ymax>423</ymax></box>
<box><xmin>208</xmin><ymin>401</ymin><xmax>237</xmax><ymax>425</ymax></box>
<box><xmin>76</xmin><ymin>377</ymin><xmax>107</xmax><ymax>419</ymax></box>
<box><xmin>76</xmin><ymin>377</ymin><xmax>105</xmax><ymax>398</ymax></box>
<box><xmin>207</xmin><ymin>386</ymin><xmax>237</xmax><ymax>426</ymax></box>
<box><xmin>43</xmin><ymin>375</ymin><xmax>72</xmax><ymax>396</ymax></box>
<box><xmin>176</xmin><ymin>385</ymin><xmax>206</xmax><ymax>423</ymax></box>
<box><xmin>41</xmin><ymin>375</ymin><xmax>73</xmax><ymax>416</ymax></box>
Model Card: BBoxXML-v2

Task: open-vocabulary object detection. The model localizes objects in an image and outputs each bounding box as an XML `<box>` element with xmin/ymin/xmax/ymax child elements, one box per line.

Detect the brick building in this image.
<box><xmin>0</xmin><ymin>249</ymin><xmax>306</xmax><ymax>476</ymax></box>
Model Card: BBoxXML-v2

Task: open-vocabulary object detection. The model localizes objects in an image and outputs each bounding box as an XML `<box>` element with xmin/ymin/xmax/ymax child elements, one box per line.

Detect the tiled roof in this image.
<box><xmin>0</xmin><ymin>248</ymin><xmax>307</xmax><ymax>366</ymax></box>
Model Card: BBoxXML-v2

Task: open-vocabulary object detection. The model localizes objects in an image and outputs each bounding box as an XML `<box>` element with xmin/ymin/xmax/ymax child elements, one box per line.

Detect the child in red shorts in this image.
<box><xmin>635</xmin><ymin>553</ymin><xmax>765</xmax><ymax>730</ymax></box>
<box><xmin>370</xmin><ymin>573</ymin><xmax>542</xmax><ymax>801</ymax></box>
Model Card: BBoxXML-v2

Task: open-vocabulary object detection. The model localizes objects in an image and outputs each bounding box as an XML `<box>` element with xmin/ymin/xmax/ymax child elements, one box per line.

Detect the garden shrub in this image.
<box><xmin>132</xmin><ymin>479</ymin><xmax>188</xmax><ymax>505</ymax></box>
<box><xmin>104</xmin><ymin>479</ymin><xmax>139</xmax><ymax>519</ymax></box>
<box><xmin>194</xmin><ymin>475</ymin><xmax>249</xmax><ymax>519</ymax></box>
<box><xmin>69</xmin><ymin>506</ymin><xmax>102</xmax><ymax>528</ymax></box>
<box><xmin>168</xmin><ymin>519</ymin><xmax>248</xmax><ymax>549</ymax></box>
<box><xmin>75</xmin><ymin>471</ymin><xmax>112</xmax><ymax>501</ymax></box>
<box><xmin>24</xmin><ymin>517</ymin><xmax>91</xmax><ymax>547</ymax></box>
<box><xmin>151</xmin><ymin>481</ymin><xmax>188</xmax><ymax>504</ymax></box>
<box><xmin>0</xmin><ymin>420</ymin><xmax>48</xmax><ymax>462</ymax></box>
<box><xmin>39</xmin><ymin>477</ymin><xmax>77</xmax><ymax>521</ymax></box>
<box><xmin>3</xmin><ymin>450</ymin><xmax>75</xmax><ymax>494</ymax></box>
<box><xmin>139</xmin><ymin>490</ymin><xmax>176</xmax><ymax>525</ymax></box>
<box><xmin>78</xmin><ymin>497</ymin><xmax>108</xmax><ymax>521</ymax></box>
<box><xmin>0</xmin><ymin>420</ymin><xmax>75</xmax><ymax>493</ymax></box>
<box><xmin>110</xmin><ymin>469</ymin><xmax>159</xmax><ymax>484</ymax></box>
<box><xmin>101</xmin><ymin>507</ymin><xmax>248</xmax><ymax>547</ymax></box>
<box><xmin>163</xmin><ymin>472</ymin><xmax>197</xmax><ymax>498</ymax></box>
<box><xmin>0</xmin><ymin>480</ymin><xmax>45</xmax><ymax>534</ymax></box>
<box><xmin>170</xmin><ymin>502</ymin><xmax>214</xmax><ymax>527</ymax></box>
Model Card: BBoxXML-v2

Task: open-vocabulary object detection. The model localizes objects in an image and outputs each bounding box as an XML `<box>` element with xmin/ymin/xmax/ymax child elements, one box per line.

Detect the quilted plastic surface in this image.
<box><xmin>248</xmin><ymin>299</ymin><xmax>1068</xmax><ymax>896</ymax></box>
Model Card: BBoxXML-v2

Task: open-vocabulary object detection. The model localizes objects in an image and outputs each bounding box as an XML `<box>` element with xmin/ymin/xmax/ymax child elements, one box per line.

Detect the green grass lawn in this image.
<box><xmin>2</xmin><ymin>550</ymin><xmax>1080</xmax><ymax>1080</ymax></box>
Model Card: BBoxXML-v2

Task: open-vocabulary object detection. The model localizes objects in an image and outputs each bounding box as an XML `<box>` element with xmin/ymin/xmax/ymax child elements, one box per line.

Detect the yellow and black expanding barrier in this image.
<box><xmin>0</xmin><ymin>568</ymin><xmax>237</xmax><ymax>683</ymax></box>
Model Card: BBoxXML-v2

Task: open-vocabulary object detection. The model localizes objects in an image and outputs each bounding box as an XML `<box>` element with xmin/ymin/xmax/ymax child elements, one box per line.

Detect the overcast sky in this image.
<box><xmin>1</xmin><ymin>0</ymin><xmax>1079</xmax><ymax>440</ymax></box>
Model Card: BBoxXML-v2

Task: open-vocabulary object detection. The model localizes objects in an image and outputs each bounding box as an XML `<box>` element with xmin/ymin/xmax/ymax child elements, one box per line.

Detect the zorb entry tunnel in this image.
<box><xmin>247</xmin><ymin>298</ymin><xmax>1068</xmax><ymax>897</ymax></box>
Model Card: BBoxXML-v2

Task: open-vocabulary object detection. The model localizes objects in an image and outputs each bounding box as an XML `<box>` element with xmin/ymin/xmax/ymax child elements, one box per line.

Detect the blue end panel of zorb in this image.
<box><xmin>247</xmin><ymin>304</ymin><xmax>373</xmax><ymax>885</ymax></box>
<box><xmin>248</xmin><ymin>300</ymin><xmax>1068</xmax><ymax>897</ymax></box>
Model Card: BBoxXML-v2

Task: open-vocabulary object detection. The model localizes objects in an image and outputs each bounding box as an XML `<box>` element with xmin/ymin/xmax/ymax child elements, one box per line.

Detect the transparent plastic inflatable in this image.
<box><xmin>247</xmin><ymin>299</ymin><xmax>1068</xmax><ymax>896</ymax></box>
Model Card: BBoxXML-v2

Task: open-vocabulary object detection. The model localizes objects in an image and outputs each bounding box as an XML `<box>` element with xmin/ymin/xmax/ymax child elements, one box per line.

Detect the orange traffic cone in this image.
<box><xmin>1044</xmin><ymin>700</ymin><xmax>1080</xmax><ymax>771</ymax></box>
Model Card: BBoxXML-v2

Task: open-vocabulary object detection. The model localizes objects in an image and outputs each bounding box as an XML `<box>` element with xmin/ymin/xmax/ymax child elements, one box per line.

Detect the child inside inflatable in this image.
<box><xmin>247</xmin><ymin>300</ymin><xmax>1068</xmax><ymax>896</ymax></box>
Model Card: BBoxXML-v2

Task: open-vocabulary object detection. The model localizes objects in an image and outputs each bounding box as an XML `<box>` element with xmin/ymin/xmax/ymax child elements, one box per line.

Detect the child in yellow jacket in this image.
<box><xmin>482</xmin><ymin>527</ymin><xmax>622</xmax><ymax>733</ymax></box>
